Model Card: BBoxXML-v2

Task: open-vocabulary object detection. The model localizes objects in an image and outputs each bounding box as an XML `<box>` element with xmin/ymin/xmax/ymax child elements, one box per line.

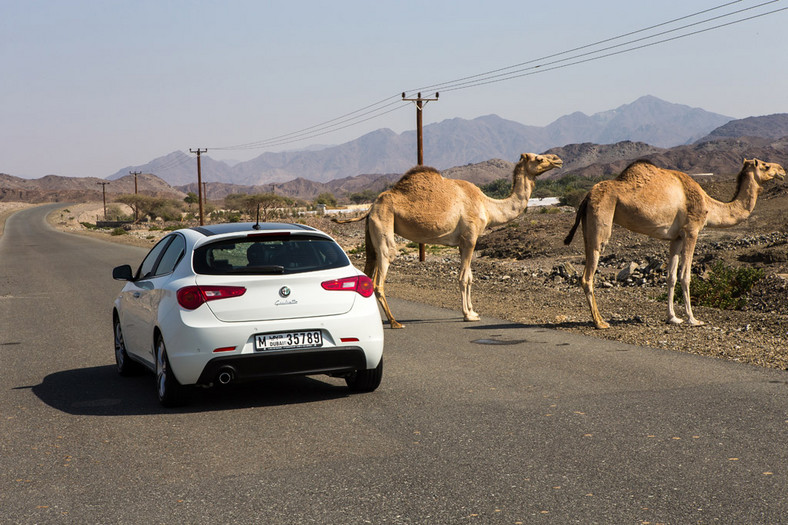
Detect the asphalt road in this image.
<box><xmin>2</xmin><ymin>204</ymin><xmax>788</xmax><ymax>524</ymax></box>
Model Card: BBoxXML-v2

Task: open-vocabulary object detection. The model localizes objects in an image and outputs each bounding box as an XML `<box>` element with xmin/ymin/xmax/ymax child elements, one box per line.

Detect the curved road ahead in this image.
<box><xmin>2</xmin><ymin>204</ymin><xmax>787</xmax><ymax>523</ymax></box>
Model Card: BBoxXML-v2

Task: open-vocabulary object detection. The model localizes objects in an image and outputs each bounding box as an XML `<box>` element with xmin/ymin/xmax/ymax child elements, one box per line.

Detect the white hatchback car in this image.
<box><xmin>112</xmin><ymin>222</ymin><xmax>384</xmax><ymax>406</ymax></box>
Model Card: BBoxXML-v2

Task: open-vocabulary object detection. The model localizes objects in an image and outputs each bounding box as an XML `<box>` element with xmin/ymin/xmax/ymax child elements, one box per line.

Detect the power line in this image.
<box><xmin>210</xmin><ymin>95</ymin><xmax>403</xmax><ymax>151</ymax></box>
<box><xmin>139</xmin><ymin>152</ymin><xmax>195</xmax><ymax>173</ymax></box>
<box><xmin>207</xmin><ymin>1</ymin><xmax>785</xmax><ymax>153</ymax></box>
<box><xmin>214</xmin><ymin>100</ymin><xmax>408</xmax><ymax>151</ymax></box>
<box><xmin>440</xmin><ymin>5</ymin><xmax>788</xmax><ymax>93</ymax></box>
<box><xmin>413</xmin><ymin>0</ymin><xmax>751</xmax><ymax>94</ymax></box>
<box><xmin>435</xmin><ymin>1</ymin><xmax>784</xmax><ymax>93</ymax></box>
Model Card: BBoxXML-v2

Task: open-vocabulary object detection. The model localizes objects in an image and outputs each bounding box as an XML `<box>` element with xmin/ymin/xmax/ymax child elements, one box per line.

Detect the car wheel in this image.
<box><xmin>345</xmin><ymin>357</ymin><xmax>383</xmax><ymax>393</ymax></box>
<box><xmin>155</xmin><ymin>336</ymin><xmax>189</xmax><ymax>407</ymax></box>
<box><xmin>114</xmin><ymin>315</ymin><xmax>142</xmax><ymax>376</ymax></box>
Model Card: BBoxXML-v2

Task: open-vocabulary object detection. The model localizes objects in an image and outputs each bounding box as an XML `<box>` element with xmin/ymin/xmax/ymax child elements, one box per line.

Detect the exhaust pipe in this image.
<box><xmin>217</xmin><ymin>366</ymin><xmax>236</xmax><ymax>385</ymax></box>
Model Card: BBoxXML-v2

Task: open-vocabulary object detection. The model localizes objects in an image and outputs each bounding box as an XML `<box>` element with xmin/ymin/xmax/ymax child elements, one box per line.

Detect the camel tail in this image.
<box><xmin>363</xmin><ymin>217</ymin><xmax>376</xmax><ymax>277</ymax></box>
<box><xmin>331</xmin><ymin>212</ymin><xmax>369</xmax><ymax>224</ymax></box>
<box><xmin>564</xmin><ymin>195</ymin><xmax>589</xmax><ymax>245</ymax></box>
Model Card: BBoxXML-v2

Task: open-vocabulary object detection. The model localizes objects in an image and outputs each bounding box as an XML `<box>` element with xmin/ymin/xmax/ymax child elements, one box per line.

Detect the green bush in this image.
<box><xmin>664</xmin><ymin>261</ymin><xmax>765</xmax><ymax>310</ymax></box>
<box><xmin>480</xmin><ymin>172</ymin><xmax>611</xmax><ymax>205</ymax></box>
<box><xmin>110</xmin><ymin>227</ymin><xmax>128</xmax><ymax>236</ymax></box>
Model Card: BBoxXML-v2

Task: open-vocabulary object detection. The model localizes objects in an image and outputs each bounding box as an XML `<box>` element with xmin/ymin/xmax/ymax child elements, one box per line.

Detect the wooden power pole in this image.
<box><xmin>190</xmin><ymin>148</ymin><xmax>207</xmax><ymax>225</ymax></box>
<box><xmin>130</xmin><ymin>170</ymin><xmax>141</xmax><ymax>221</ymax></box>
<box><xmin>96</xmin><ymin>181</ymin><xmax>110</xmax><ymax>220</ymax></box>
<box><xmin>402</xmin><ymin>91</ymin><xmax>438</xmax><ymax>261</ymax></box>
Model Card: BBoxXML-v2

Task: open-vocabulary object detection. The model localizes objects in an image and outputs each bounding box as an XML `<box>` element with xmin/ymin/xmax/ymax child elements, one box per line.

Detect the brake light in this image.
<box><xmin>177</xmin><ymin>285</ymin><xmax>246</xmax><ymax>310</ymax></box>
<box><xmin>321</xmin><ymin>275</ymin><xmax>374</xmax><ymax>298</ymax></box>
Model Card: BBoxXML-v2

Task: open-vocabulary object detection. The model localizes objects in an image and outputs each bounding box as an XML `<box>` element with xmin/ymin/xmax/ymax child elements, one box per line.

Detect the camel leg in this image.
<box><xmin>680</xmin><ymin>235</ymin><xmax>704</xmax><ymax>326</ymax></box>
<box><xmin>373</xmin><ymin>258</ymin><xmax>403</xmax><ymax>329</ymax></box>
<box><xmin>581</xmin><ymin>214</ymin><xmax>611</xmax><ymax>329</ymax></box>
<box><xmin>665</xmin><ymin>239</ymin><xmax>683</xmax><ymax>325</ymax></box>
<box><xmin>458</xmin><ymin>238</ymin><xmax>480</xmax><ymax>322</ymax></box>
<box><xmin>368</xmin><ymin>217</ymin><xmax>403</xmax><ymax>329</ymax></box>
<box><xmin>580</xmin><ymin>248</ymin><xmax>609</xmax><ymax>329</ymax></box>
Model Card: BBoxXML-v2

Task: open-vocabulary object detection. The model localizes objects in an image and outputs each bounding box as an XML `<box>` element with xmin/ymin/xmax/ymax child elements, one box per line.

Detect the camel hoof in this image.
<box><xmin>594</xmin><ymin>321</ymin><xmax>610</xmax><ymax>330</ymax></box>
<box><xmin>668</xmin><ymin>317</ymin><xmax>684</xmax><ymax>325</ymax></box>
<box><xmin>389</xmin><ymin>320</ymin><xmax>404</xmax><ymax>329</ymax></box>
<box><xmin>688</xmin><ymin>319</ymin><xmax>705</xmax><ymax>327</ymax></box>
<box><xmin>464</xmin><ymin>312</ymin><xmax>481</xmax><ymax>322</ymax></box>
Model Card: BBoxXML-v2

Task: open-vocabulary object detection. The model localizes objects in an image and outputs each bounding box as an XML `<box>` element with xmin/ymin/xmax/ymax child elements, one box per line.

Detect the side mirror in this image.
<box><xmin>112</xmin><ymin>264</ymin><xmax>134</xmax><ymax>281</ymax></box>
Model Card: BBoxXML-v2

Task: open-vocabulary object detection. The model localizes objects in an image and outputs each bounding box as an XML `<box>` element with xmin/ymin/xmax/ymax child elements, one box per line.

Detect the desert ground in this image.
<box><xmin>9</xmin><ymin>178</ymin><xmax>787</xmax><ymax>371</ymax></box>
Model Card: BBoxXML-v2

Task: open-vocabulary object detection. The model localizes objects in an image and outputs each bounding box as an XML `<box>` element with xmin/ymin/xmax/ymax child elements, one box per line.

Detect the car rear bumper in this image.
<box><xmin>161</xmin><ymin>299</ymin><xmax>384</xmax><ymax>385</ymax></box>
<box><xmin>195</xmin><ymin>346</ymin><xmax>368</xmax><ymax>386</ymax></box>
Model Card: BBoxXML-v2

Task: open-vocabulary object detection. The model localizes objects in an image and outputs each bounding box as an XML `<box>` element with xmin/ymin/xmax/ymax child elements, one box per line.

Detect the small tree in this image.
<box><xmin>315</xmin><ymin>192</ymin><xmax>337</xmax><ymax>207</ymax></box>
<box><xmin>224</xmin><ymin>193</ymin><xmax>287</xmax><ymax>222</ymax></box>
<box><xmin>115</xmin><ymin>194</ymin><xmax>153</xmax><ymax>222</ymax></box>
<box><xmin>184</xmin><ymin>192</ymin><xmax>199</xmax><ymax>210</ymax></box>
<box><xmin>115</xmin><ymin>194</ymin><xmax>184</xmax><ymax>222</ymax></box>
<box><xmin>347</xmin><ymin>189</ymin><xmax>379</xmax><ymax>204</ymax></box>
<box><xmin>480</xmin><ymin>178</ymin><xmax>512</xmax><ymax>199</ymax></box>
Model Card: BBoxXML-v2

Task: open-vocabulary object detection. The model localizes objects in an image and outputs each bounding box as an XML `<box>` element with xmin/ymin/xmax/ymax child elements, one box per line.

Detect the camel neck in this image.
<box><xmin>485</xmin><ymin>168</ymin><xmax>534</xmax><ymax>226</ymax></box>
<box><xmin>706</xmin><ymin>171</ymin><xmax>760</xmax><ymax>227</ymax></box>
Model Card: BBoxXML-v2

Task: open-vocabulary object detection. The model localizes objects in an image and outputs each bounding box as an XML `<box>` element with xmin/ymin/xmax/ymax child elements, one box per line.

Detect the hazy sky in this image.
<box><xmin>2</xmin><ymin>0</ymin><xmax>786</xmax><ymax>179</ymax></box>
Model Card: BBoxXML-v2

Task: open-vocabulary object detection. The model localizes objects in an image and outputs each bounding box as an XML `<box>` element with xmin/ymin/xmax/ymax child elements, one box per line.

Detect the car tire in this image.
<box><xmin>114</xmin><ymin>315</ymin><xmax>142</xmax><ymax>376</ymax></box>
<box><xmin>345</xmin><ymin>357</ymin><xmax>383</xmax><ymax>393</ymax></box>
<box><xmin>155</xmin><ymin>335</ymin><xmax>189</xmax><ymax>407</ymax></box>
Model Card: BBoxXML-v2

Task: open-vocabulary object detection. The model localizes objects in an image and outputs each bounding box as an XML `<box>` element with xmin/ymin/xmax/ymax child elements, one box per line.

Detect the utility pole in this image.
<box><xmin>96</xmin><ymin>181</ymin><xmax>110</xmax><ymax>220</ymax></box>
<box><xmin>190</xmin><ymin>148</ymin><xmax>207</xmax><ymax>225</ymax></box>
<box><xmin>402</xmin><ymin>91</ymin><xmax>439</xmax><ymax>261</ymax></box>
<box><xmin>202</xmin><ymin>182</ymin><xmax>207</xmax><ymax>213</ymax></box>
<box><xmin>130</xmin><ymin>171</ymin><xmax>141</xmax><ymax>221</ymax></box>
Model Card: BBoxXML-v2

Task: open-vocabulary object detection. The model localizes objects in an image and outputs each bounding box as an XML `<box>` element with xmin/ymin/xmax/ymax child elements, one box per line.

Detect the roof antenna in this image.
<box><xmin>253</xmin><ymin>203</ymin><xmax>262</xmax><ymax>230</ymax></box>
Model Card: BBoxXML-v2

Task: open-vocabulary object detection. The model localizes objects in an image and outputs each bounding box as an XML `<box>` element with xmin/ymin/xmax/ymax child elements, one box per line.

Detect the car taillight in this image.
<box><xmin>321</xmin><ymin>275</ymin><xmax>374</xmax><ymax>298</ymax></box>
<box><xmin>177</xmin><ymin>285</ymin><xmax>246</xmax><ymax>310</ymax></box>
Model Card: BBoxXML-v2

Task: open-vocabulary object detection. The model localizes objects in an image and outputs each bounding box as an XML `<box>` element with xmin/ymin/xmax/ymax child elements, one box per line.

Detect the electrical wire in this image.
<box><xmin>410</xmin><ymin>0</ymin><xmax>755</xmax><ymax>94</ymax></box>
<box><xmin>207</xmin><ymin>0</ymin><xmax>785</xmax><ymax>153</ymax></box>
<box><xmin>440</xmin><ymin>4</ymin><xmax>787</xmax><ymax>93</ymax></box>
<box><xmin>210</xmin><ymin>97</ymin><xmax>405</xmax><ymax>151</ymax></box>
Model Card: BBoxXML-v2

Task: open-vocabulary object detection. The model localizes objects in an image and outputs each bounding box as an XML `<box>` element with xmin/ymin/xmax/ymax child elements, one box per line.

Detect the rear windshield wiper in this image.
<box><xmin>225</xmin><ymin>265</ymin><xmax>285</xmax><ymax>274</ymax></box>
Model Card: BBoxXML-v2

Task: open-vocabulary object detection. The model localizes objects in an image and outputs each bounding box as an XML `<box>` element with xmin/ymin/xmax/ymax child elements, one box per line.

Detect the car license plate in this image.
<box><xmin>255</xmin><ymin>331</ymin><xmax>323</xmax><ymax>351</ymax></box>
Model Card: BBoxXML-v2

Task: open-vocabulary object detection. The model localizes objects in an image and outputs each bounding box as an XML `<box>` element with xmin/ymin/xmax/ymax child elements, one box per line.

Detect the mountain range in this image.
<box><xmin>106</xmin><ymin>95</ymin><xmax>733</xmax><ymax>187</ymax></box>
<box><xmin>5</xmin><ymin>96</ymin><xmax>788</xmax><ymax>205</ymax></box>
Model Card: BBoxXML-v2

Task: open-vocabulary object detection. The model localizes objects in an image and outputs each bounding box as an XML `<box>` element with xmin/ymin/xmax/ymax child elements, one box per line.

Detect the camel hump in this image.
<box><xmin>617</xmin><ymin>159</ymin><xmax>658</xmax><ymax>180</ymax></box>
<box><xmin>403</xmin><ymin>165</ymin><xmax>440</xmax><ymax>177</ymax></box>
<box><xmin>395</xmin><ymin>165</ymin><xmax>440</xmax><ymax>182</ymax></box>
<box><xmin>391</xmin><ymin>165</ymin><xmax>443</xmax><ymax>191</ymax></box>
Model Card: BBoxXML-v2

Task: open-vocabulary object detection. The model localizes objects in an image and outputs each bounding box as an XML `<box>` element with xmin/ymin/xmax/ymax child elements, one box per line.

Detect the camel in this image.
<box><xmin>335</xmin><ymin>153</ymin><xmax>563</xmax><ymax>328</ymax></box>
<box><xmin>564</xmin><ymin>158</ymin><xmax>785</xmax><ymax>329</ymax></box>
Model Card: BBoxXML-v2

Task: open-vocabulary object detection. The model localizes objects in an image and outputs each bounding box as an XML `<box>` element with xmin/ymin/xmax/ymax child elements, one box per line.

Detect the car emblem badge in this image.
<box><xmin>279</xmin><ymin>286</ymin><xmax>291</xmax><ymax>298</ymax></box>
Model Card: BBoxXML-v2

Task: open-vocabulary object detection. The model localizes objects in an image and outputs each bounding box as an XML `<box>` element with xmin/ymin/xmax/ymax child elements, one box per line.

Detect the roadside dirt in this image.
<box><xmin>325</xmin><ymin>178</ymin><xmax>788</xmax><ymax>371</ymax></box>
<box><xmin>31</xmin><ymin>178</ymin><xmax>788</xmax><ymax>371</ymax></box>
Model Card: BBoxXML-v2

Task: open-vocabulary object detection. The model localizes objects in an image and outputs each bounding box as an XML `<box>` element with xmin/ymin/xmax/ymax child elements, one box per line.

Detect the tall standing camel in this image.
<box><xmin>564</xmin><ymin>158</ymin><xmax>785</xmax><ymax>329</ymax></box>
<box><xmin>337</xmin><ymin>153</ymin><xmax>563</xmax><ymax>328</ymax></box>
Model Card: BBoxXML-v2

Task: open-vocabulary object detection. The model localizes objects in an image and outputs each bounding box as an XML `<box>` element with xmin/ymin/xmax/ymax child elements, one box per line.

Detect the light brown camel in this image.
<box><xmin>336</xmin><ymin>153</ymin><xmax>563</xmax><ymax>328</ymax></box>
<box><xmin>564</xmin><ymin>158</ymin><xmax>785</xmax><ymax>329</ymax></box>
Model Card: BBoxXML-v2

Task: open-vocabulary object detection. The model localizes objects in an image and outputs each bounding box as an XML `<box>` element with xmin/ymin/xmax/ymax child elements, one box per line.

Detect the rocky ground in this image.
<box><xmin>324</xmin><ymin>178</ymin><xmax>788</xmax><ymax>372</ymax></box>
<box><xmin>26</xmin><ymin>177</ymin><xmax>788</xmax><ymax>371</ymax></box>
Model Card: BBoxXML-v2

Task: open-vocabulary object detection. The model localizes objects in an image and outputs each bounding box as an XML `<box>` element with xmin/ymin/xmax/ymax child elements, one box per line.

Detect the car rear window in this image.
<box><xmin>192</xmin><ymin>234</ymin><xmax>351</xmax><ymax>275</ymax></box>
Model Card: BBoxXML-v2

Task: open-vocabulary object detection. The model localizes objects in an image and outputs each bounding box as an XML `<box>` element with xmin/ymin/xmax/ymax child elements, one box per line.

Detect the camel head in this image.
<box><xmin>519</xmin><ymin>153</ymin><xmax>563</xmax><ymax>177</ymax></box>
<box><xmin>743</xmin><ymin>158</ymin><xmax>785</xmax><ymax>186</ymax></box>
